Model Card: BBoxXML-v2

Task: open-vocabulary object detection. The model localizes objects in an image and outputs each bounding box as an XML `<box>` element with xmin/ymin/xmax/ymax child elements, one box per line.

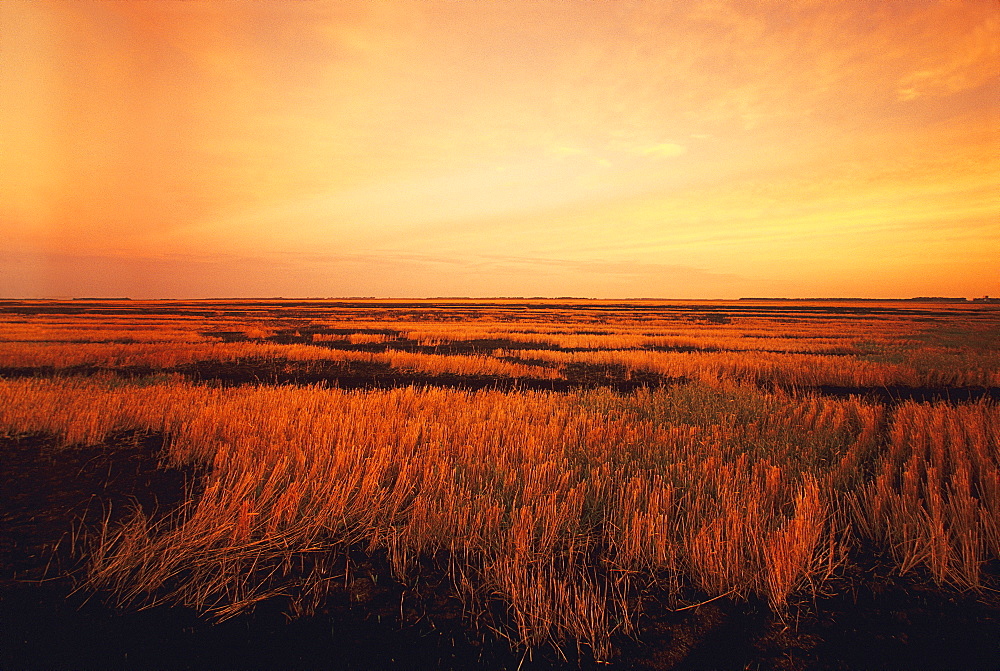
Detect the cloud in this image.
<box><xmin>895</xmin><ymin>5</ymin><xmax>999</xmax><ymax>101</ymax></box>
<box><xmin>638</xmin><ymin>142</ymin><xmax>687</xmax><ymax>158</ymax></box>
<box><xmin>897</xmin><ymin>61</ymin><xmax>997</xmax><ymax>101</ymax></box>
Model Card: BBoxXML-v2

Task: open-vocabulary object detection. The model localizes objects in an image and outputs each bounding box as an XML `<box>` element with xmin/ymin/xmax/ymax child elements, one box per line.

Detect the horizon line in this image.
<box><xmin>2</xmin><ymin>296</ymin><xmax>995</xmax><ymax>303</ymax></box>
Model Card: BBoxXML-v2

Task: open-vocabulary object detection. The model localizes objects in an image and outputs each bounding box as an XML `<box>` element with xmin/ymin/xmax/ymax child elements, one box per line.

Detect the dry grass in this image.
<box><xmin>0</xmin><ymin>341</ymin><xmax>559</xmax><ymax>379</ymax></box>
<box><xmin>1</xmin><ymin>299</ymin><xmax>997</xmax><ymax>658</ymax></box>
<box><xmin>852</xmin><ymin>400</ymin><xmax>1000</xmax><ymax>588</ymax></box>
<box><xmin>4</xmin><ymin>304</ymin><xmax>995</xmax><ymax>387</ymax></box>
<box><xmin>5</xmin><ymin>376</ymin><xmax>994</xmax><ymax>657</ymax></box>
<box><xmin>499</xmin><ymin>347</ymin><xmax>1000</xmax><ymax>387</ymax></box>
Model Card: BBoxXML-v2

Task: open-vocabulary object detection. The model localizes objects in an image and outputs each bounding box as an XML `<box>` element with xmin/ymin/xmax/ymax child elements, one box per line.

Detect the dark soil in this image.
<box><xmin>204</xmin><ymin>328</ymin><xmax>860</xmax><ymax>358</ymax></box>
<box><xmin>784</xmin><ymin>385</ymin><xmax>1000</xmax><ymax>405</ymax></box>
<box><xmin>0</xmin><ymin>432</ymin><xmax>189</xmax><ymax>588</ymax></box>
<box><xmin>0</xmin><ymin>360</ymin><xmax>678</xmax><ymax>394</ymax></box>
<box><xmin>622</xmin><ymin>576</ymin><xmax>1000</xmax><ymax>670</ymax></box>
<box><xmin>5</xmin><ymin>362</ymin><xmax>999</xmax><ymax>410</ymax></box>
<box><xmin>2</xmin><ymin>432</ymin><xmax>999</xmax><ymax>670</ymax></box>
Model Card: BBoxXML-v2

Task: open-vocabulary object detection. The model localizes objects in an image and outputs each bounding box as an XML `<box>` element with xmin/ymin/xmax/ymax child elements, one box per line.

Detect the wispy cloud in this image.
<box><xmin>637</xmin><ymin>142</ymin><xmax>687</xmax><ymax>158</ymax></box>
<box><xmin>895</xmin><ymin>6</ymin><xmax>998</xmax><ymax>101</ymax></box>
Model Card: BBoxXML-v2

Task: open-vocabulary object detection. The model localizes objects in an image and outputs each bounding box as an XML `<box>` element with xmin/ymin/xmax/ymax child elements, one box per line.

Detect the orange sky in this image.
<box><xmin>1</xmin><ymin>0</ymin><xmax>997</xmax><ymax>298</ymax></box>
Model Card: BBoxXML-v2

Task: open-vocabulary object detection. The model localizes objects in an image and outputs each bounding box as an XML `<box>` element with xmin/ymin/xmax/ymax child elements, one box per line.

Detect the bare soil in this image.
<box><xmin>2</xmin><ymin>361</ymin><xmax>998</xmax><ymax>404</ymax></box>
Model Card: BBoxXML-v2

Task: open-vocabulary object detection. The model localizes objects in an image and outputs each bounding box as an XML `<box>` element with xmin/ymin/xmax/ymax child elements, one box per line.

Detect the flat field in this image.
<box><xmin>2</xmin><ymin>298</ymin><xmax>998</xmax><ymax>669</ymax></box>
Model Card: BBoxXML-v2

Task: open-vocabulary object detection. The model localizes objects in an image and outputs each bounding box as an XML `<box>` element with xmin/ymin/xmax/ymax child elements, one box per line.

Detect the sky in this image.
<box><xmin>1</xmin><ymin>0</ymin><xmax>997</xmax><ymax>299</ymax></box>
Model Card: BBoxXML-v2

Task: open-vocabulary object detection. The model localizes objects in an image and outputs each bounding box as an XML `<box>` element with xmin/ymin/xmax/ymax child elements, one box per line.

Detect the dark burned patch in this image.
<box><xmin>0</xmin><ymin>365</ymin><xmax>76</xmax><ymax>379</ymax></box>
<box><xmin>544</xmin><ymin>330</ymin><xmax>615</xmax><ymax>335</ymax></box>
<box><xmin>0</xmin><ymin>431</ymin><xmax>195</xmax><ymax>669</ymax></box>
<box><xmin>0</xmin><ymin>359</ymin><xmax>667</xmax><ymax>393</ymax></box>
<box><xmin>798</xmin><ymin>568</ymin><xmax>1000</xmax><ymax>671</ymax></box>
<box><xmin>312</xmin><ymin>337</ymin><xmax>618</xmax><ymax>355</ymax></box>
<box><xmin>3</xmin><ymin>363</ymin><xmax>999</xmax><ymax>407</ymax></box>
<box><xmin>0</xmin><ymin>364</ymin><xmax>161</xmax><ymax>380</ymax></box>
<box><xmin>620</xmin><ymin>579</ymin><xmax>1000</xmax><ymax>671</ymax></box>
<box><xmin>393</xmin><ymin>338</ymin><xmax>567</xmax><ymax>355</ymax></box>
<box><xmin>793</xmin><ymin>385</ymin><xmax>1000</xmax><ymax>405</ymax></box>
<box><xmin>0</xmin><ymin>431</ymin><xmax>189</xmax><ymax>590</ymax></box>
<box><xmin>175</xmin><ymin>357</ymin><xmax>545</xmax><ymax>391</ymax></box>
<box><xmin>398</xmin><ymin>337</ymin><xmax>564</xmax><ymax>354</ymax></box>
<box><xmin>309</xmin><ymin>339</ymin><xmax>398</xmax><ymax>352</ymax></box>
<box><xmin>640</xmin><ymin>344</ymin><xmax>708</xmax><ymax>353</ymax></box>
<box><xmin>200</xmin><ymin>330</ymin><xmax>249</xmax><ymax>342</ymax></box>
<box><xmin>692</xmin><ymin>313</ymin><xmax>732</xmax><ymax>324</ymax></box>
<box><xmin>312</xmin><ymin>337</ymin><xmax>568</xmax><ymax>355</ymax></box>
<box><xmin>562</xmin><ymin>362</ymin><xmax>670</xmax><ymax>392</ymax></box>
<box><xmin>6</xmin><ymin>362</ymin><xmax>999</xmax><ymax>406</ymax></box>
<box><xmin>640</xmin><ymin>345</ymin><xmax>858</xmax><ymax>356</ymax></box>
<box><xmin>265</xmin><ymin>330</ymin><xmax>312</xmax><ymax>344</ymax></box>
<box><xmin>495</xmin><ymin>355</ymin><xmax>560</xmax><ymax>368</ymax></box>
<box><xmin>71</xmin><ymin>357</ymin><xmax>672</xmax><ymax>393</ymax></box>
<box><xmin>317</xmin><ymin>339</ymin><xmax>862</xmax><ymax>358</ymax></box>
<box><xmin>264</xmin><ymin>327</ymin><xmax>403</xmax><ymax>345</ymax></box>
<box><xmin>315</xmin><ymin>327</ymin><xmax>400</xmax><ymax>336</ymax></box>
<box><xmin>177</xmin><ymin>357</ymin><xmax>575</xmax><ymax>392</ymax></box>
<box><xmin>740</xmin><ymin>552</ymin><xmax>1000</xmax><ymax>671</ymax></box>
<box><xmin>177</xmin><ymin>357</ymin><xmax>396</xmax><ymax>386</ymax></box>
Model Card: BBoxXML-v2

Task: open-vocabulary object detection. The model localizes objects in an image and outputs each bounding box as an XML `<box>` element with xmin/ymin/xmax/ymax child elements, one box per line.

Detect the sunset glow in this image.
<box><xmin>2</xmin><ymin>0</ymin><xmax>997</xmax><ymax>298</ymax></box>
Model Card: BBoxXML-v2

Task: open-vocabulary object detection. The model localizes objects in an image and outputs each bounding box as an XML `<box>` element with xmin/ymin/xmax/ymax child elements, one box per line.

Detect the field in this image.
<box><xmin>2</xmin><ymin>298</ymin><xmax>999</xmax><ymax>669</ymax></box>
